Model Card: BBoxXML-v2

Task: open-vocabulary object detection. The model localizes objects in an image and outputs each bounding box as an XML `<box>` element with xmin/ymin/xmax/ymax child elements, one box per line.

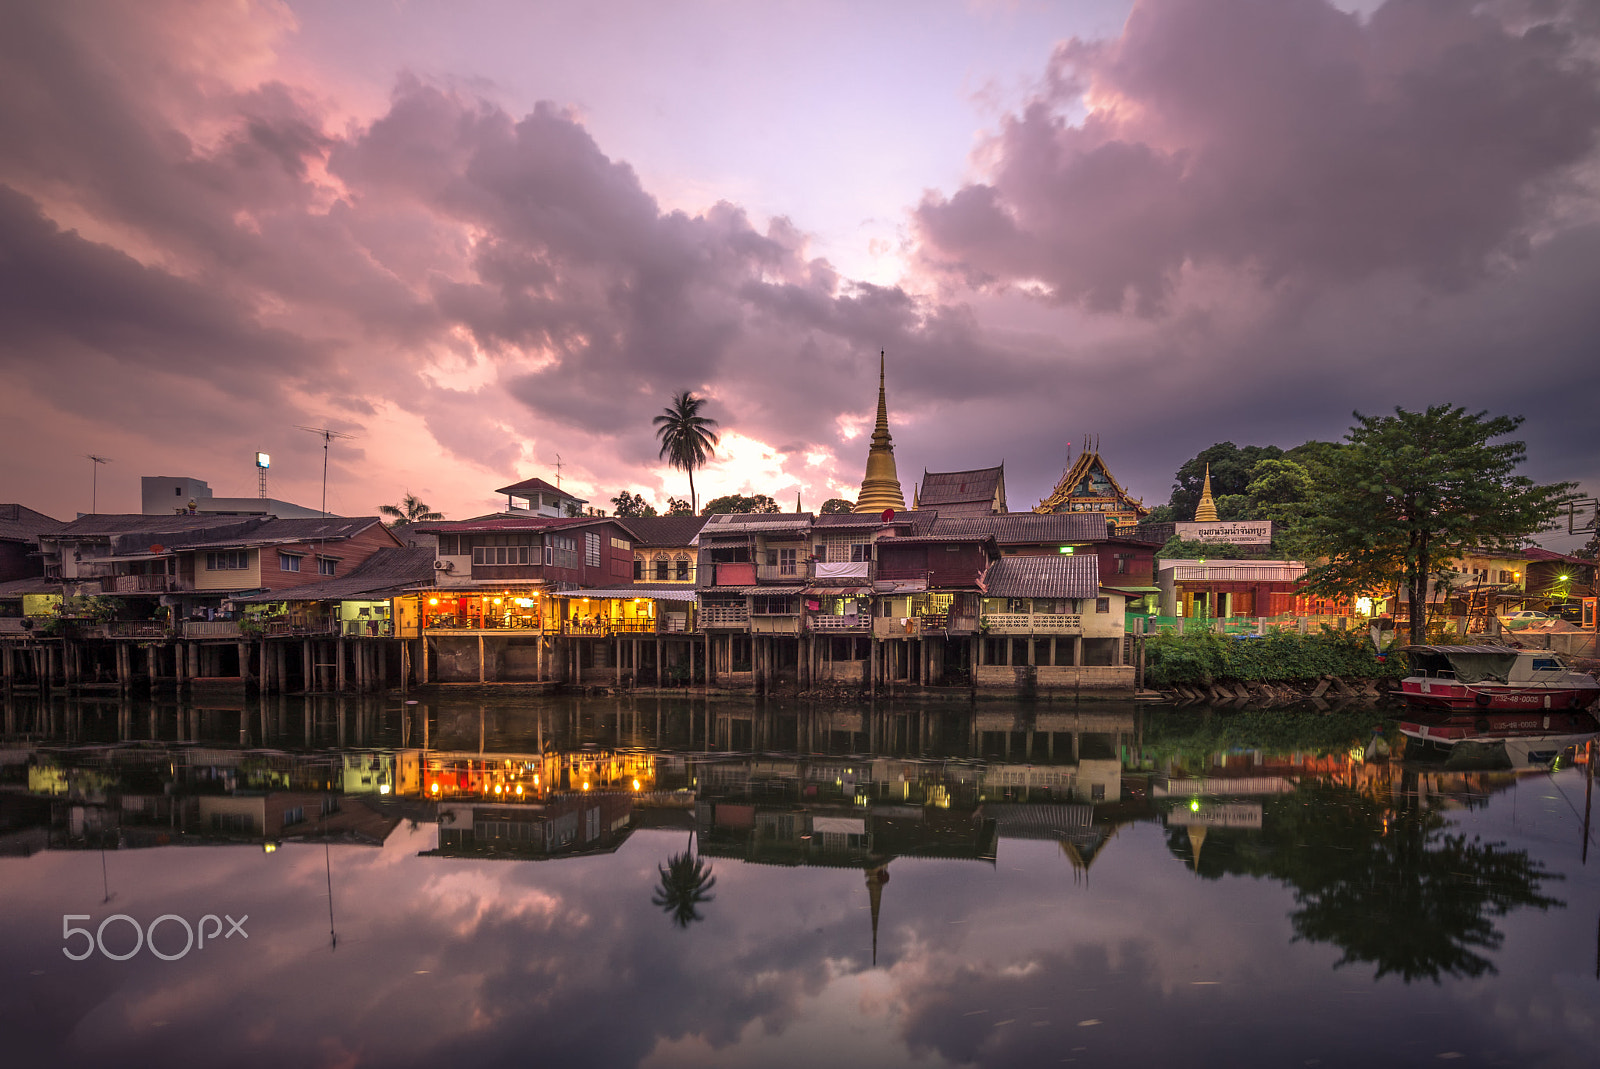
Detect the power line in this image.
<box><xmin>295</xmin><ymin>426</ymin><xmax>358</xmax><ymax>516</ymax></box>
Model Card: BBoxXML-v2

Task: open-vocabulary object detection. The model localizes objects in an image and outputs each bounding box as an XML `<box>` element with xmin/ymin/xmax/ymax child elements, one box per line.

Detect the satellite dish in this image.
<box><xmin>149</xmin><ymin>544</ymin><xmax>164</xmax><ymax>554</ymax></box>
<box><xmin>881</xmin><ymin>508</ymin><xmax>895</xmax><ymax>523</ymax></box>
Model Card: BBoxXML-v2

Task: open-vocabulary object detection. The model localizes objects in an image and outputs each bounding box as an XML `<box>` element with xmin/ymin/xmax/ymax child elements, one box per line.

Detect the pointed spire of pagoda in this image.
<box><xmin>852</xmin><ymin>351</ymin><xmax>907</xmax><ymax>514</ymax></box>
<box><xmin>866</xmin><ymin>865</ymin><xmax>890</xmax><ymax>966</ymax></box>
<box><xmin>1194</xmin><ymin>463</ymin><xmax>1219</xmax><ymax>522</ymax></box>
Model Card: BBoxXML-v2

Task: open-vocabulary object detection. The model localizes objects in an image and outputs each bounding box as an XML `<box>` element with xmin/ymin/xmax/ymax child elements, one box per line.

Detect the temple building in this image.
<box><xmin>1034</xmin><ymin>442</ymin><xmax>1149</xmax><ymax>532</ymax></box>
<box><xmin>852</xmin><ymin>353</ymin><xmax>908</xmax><ymax>515</ymax></box>
<box><xmin>914</xmin><ymin>464</ymin><xmax>1006</xmax><ymax>515</ymax></box>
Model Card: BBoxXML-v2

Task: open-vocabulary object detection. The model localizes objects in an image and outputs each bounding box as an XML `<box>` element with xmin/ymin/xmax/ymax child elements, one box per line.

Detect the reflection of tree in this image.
<box><xmin>652</xmin><ymin>833</ymin><xmax>716</xmax><ymax>928</ymax></box>
<box><xmin>1167</xmin><ymin>782</ymin><xmax>1563</xmax><ymax>982</ymax></box>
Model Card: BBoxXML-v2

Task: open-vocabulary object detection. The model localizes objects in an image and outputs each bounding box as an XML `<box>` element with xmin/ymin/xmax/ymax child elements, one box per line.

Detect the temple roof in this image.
<box><xmin>917</xmin><ymin>465</ymin><xmax>1005</xmax><ymax>515</ymax></box>
<box><xmin>1034</xmin><ymin>449</ymin><xmax>1147</xmax><ymax>520</ymax></box>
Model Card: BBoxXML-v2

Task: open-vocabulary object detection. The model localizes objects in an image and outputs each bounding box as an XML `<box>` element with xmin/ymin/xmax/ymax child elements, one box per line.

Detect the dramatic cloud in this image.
<box><xmin>916</xmin><ymin>0</ymin><xmax>1600</xmax><ymax>311</ymax></box>
<box><xmin>0</xmin><ymin>0</ymin><xmax>1596</xmax><ymax>531</ymax></box>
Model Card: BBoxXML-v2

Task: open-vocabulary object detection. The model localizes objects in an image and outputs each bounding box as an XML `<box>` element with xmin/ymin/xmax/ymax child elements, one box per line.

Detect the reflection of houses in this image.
<box><xmin>424</xmin><ymin>792</ymin><xmax>633</xmax><ymax>859</ymax></box>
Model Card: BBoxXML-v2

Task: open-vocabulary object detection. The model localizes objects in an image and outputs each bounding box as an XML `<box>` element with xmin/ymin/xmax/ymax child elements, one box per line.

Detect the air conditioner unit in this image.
<box><xmin>432</xmin><ymin>559</ymin><xmax>453</xmax><ymax>572</ymax></box>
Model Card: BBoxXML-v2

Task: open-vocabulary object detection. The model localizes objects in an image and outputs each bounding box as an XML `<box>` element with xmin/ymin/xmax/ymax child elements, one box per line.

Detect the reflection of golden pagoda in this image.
<box><xmin>866</xmin><ymin>864</ymin><xmax>889</xmax><ymax>965</ymax></box>
<box><xmin>1194</xmin><ymin>464</ymin><xmax>1219</xmax><ymax>522</ymax></box>
<box><xmin>1034</xmin><ymin>438</ymin><xmax>1148</xmax><ymax>532</ymax></box>
<box><xmin>852</xmin><ymin>352</ymin><xmax>907</xmax><ymax>514</ymax></box>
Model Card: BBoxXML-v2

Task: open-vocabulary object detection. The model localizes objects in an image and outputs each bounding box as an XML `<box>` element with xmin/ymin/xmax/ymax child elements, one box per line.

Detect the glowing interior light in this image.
<box><xmin>1190</xmin><ymin>798</ymin><xmax>1201</xmax><ymax>812</ymax></box>
<box><xmin>582</xmin><ymin>781</ymin><xmax>591</xmax><ymax>791</ymax></box>
<box><xmin>632</xmin><ymin>779</ymin><xmax>641</xmax><ymax>791</ymax></box>
<box><xmin>430</xmin><ymin>783</ymin><xmax>440</xmax><ymax>794</ymax></box>
<box><xmin>428</xmin><ymin>598</ymin><xmax>439</xmax><ymax>606</ymax></box>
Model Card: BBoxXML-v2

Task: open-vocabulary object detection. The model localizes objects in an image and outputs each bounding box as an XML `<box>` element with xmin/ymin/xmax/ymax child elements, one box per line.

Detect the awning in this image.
<box><xmin>1103</xmin><ymin>584</ymin><xmax>1160</xmax><ymax>594</ymax></box>
<box><xmin>875</xmin><ymin>580</ymin><xmax>928</xmax><ymax>593</ymax></box>
<box><xmin>808</xmin><ymin>586</ymin><xmax>871</xmax><ymax>596</ymax></box>
<box><xmin>90</xmin><ymin>552</ymin><xmax>174</xmax><ymax>563</ymax></box>
<box><xmin>555</xmin><ymin>587</ymin><xmax>699</xmax><ymax>602</ymax></box>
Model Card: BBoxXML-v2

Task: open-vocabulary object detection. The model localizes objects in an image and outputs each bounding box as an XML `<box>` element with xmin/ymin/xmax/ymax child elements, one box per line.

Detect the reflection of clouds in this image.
<box><xmin>2</xmin><ymin>792</ymin><xmax>1598</xmax><ymax>1066</ymax></box>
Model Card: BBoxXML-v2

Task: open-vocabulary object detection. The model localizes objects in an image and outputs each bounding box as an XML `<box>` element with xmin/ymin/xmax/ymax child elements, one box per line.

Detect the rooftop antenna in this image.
<box><xmin>554</xmin><ymin>453</ymin><xmax>563</xmax><ymax>490</ymax></box>
<box><xmin>296</xmin><ymin>426</ymin><xmax>358</xmax><ymax>516</ymax></box>
<box><xmin>83</xmin><ymin>455</ymin><xmax>112</xmax><ymax>514</ymax></box>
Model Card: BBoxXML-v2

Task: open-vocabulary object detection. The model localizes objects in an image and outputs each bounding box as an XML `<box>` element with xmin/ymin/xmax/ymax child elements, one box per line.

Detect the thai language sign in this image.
<box><xmin>1174</xmin><ymin>520</ymin><xmax>1273</xmax><ymax>545</ymax></box>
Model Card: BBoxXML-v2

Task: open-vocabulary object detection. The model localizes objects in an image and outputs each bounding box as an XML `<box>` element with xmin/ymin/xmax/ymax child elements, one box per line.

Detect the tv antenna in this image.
<box><xmin>1568</xmin><ymin>498</ymin><xmax>1599</xmax><ymax>535</ymax></box>
<box><xmin>554</xmin><ymin>453</ymin><xmax>563</xmax><ymax>490</ymax></box>
<box><xmin>82</xmin><ymin>455</ymin><xmax>112</xmax><ymax>514</ymax></box>
<box><xmin>296</xmin><ymin>426</ymin><xmax>358</xmax><ymax>516</ymax></box>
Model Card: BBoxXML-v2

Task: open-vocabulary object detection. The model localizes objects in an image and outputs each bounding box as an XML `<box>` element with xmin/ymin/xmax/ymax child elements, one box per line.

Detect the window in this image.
<box><xmin>1095</xmin><ymin>597</ymin><xmax>1110</xmax><ymax>614</ymax></box>
<box><xmin>278</xmin><ymin>552</ymin><xmax>301</xmax><ymax>572</ymax></box>
<box><xmin>675</xmin><ymin>556</ymin><xmax>690</xmax><ymax>581</ymax></box>
<box><xmin>850</xmin><ymin>543</ymin><xmax>872</xmax><ymax>563</ymax></box>
<box><xmin>778</xmin><ymin>548</ymin><xmax>797</xmax><ymax>576</ymax></box>
<box><xmin>633</xmin><ymin>558</ymin><xmax>643</xmax><ymax>581</ymax></box>
<box><xmin>438</xmin><ymin>535</ymin><xmax>460</xmax><ymax>556</ymax></box>
<box><xmin>547</xmin><ymin>535</ymin><xmax>579</xmax><ymax>570</ymax></box>
<box><xmin>754</xmin><ymin>595</ymin><xmax>796</xmax><ymax>614</ymax></box>
<box><xmin>282</xmin><ymin>806</ymin><xmax>305</xmax><ymax>826</ymax></box>
<box><xmin>206</xmin><ymin>550</ymin><xmax>249</xmax><ymax>570</ymax></box>
<box><xmin>1115</xmin><ymin>553</ymin><xmax>1131</xmax><ymax>575</ymax></box>
<box><xmin>318</xmin><ymin>557</ymin><xmax>336</xmax><ymax>577</ymax></box>
<box><xmin>470</xmin><ymin>533</ymin><xmax>536</xmax><ymax>566</ymax></box>
<box><xmin>655</xmin><ymin>557</ymin><xmax>669</xmax><ymax>581</ymax></box>
<box><xmin>585</xmin><ymin>531</ymin><xmax>601</xmax><ymax>568</ymax></box>
<box><xmin>709</xmin><ymin>545</ymin><xmax>750</xmax><ymax>563</ymax></box>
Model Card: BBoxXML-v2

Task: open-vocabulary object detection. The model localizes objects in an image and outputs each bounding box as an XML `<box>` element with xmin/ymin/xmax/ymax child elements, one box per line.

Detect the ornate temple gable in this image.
<box><xmin>1034</xmin><ymin>448</ymin><xmax>1148</xmax><ymax>531</ymax></box>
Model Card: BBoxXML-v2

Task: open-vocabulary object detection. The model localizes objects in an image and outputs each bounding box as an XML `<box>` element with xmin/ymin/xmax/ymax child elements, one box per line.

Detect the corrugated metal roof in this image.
<box><xmin>418</xmin><ymin>516</ymin><xmax>636</xmax><ymax>537</ymax></box>
<box><xmin>617</xmin><ymin>515</ymin><xmax>708</xmax><ymax>547</ymax></box>
<box><xmin>494</xmin><ymin>476</ymin><xmax>584</xmax><ymax>499</ymax></box>
<box><xmin>983</xmin><ymin>555</ymin><xmax>1100</xmax><ymax>599</ymax></box>
<box><xmin>698</xmin><ymin>514</ymin><xmax>814</xmax><ymax>534</ymax></box>
<box><xmin>930</xmin><ymin>513</ymin><xmax>1108</xmax><ymax>544</ymax></box>
<box><xmin>0</xmin><ymin>504</ymin><xmax>66</xmax><ymax>542</ymax></box>
<box><xmin>0</xmin><ymin>576</ymin><xmax>60</xmax><ymax>597</ymax></box>
<box><xmin>230</xmin><ymin>547</ymin><xmax>438</xmax><ymax>603</ymax></box>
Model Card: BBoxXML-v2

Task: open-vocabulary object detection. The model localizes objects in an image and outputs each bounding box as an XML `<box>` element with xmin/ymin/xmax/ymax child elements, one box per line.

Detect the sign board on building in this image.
<box><xmin>1165</xmin><ymin>803</ymin><xmax>1264</xmax><ymax>829</ymax></box>
<box><xmin>1174</xmin><ymin>520</ymin><xmax>1274</xmax><ymax>545</ymax></box>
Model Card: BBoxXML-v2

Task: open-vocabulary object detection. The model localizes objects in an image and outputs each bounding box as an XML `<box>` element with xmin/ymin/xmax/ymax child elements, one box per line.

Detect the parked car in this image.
<box><xmin>1507</xmin><ymin>610</ymin><xmax>1551</xmax><ymax>620</ymax></box>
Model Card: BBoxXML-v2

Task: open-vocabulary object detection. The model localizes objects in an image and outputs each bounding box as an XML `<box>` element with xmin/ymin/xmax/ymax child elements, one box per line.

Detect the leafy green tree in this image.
<box><xmin>665</xmin><ymin>497</ymin><xmax>693</xmax><ymax>516</ymax></box>
<box><xmin>610</xmin><ymin>490</ymin><xmax>657</xmax><ymax>517</ymax></box>
<box><xmin>563</xmin><ymin>500</ymin><xmax>584</xmax><ymax>517</ymax></box>
<box><xmin>653</xmin><ymin>391</ymin><xmax>720</xmax><ymax>516</ymax></box>
<box><xmin>1297</xmin><ymin>406</ymin><xmax>1573</xmax><ymax>645</ymax></box>
<box><xmin>652</xmin><ymin>834</ymin><xmax>716</xmax><ymax>928</ymax></box>
<box><xmin>1155</xmin><ymin>537</ymin><xmax>1245</xmax><ymax>560</ymax></box>
<box><xmin>1169</xmin><ymin>443</ymin><xmax>1284</xmax><ymax>519</ymax></box>
<box><xmin>377</xmin><ymin>492</ymin><xmax>443</xmax><ymax>527</ymax></box>
<box><xmin>820</xmin><ymin>497</ymin><xmax>855</xmax><ymax>514</ymax></box>
<box><xmin>1167</xmin><ymin>780</ymin><xmax>1562</xmax><ymax>982</ymax></box>
<box><xmin>702</xmin><ymin>493</ymin><xmax>780</xmax><ymax>514</ymax></box>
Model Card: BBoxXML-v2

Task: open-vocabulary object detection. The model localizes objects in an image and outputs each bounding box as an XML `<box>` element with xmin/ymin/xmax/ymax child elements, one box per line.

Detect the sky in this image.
<box><xmin>1</xmin><ymin>0</ymin><xmax>1597</xmax><ymax>547</ymax></box>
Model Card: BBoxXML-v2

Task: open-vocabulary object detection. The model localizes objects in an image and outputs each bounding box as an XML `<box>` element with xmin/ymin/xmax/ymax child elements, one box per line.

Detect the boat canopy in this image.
<box><xmin>1401</xmin><ymin>644</ymin><xmax>1520</xmax><ymax>684</ymax></box>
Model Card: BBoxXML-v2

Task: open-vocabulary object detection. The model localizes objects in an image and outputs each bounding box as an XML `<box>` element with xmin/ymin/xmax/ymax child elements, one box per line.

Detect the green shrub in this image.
<box><xmin>1145</xmin><ymin>627</ymin><xmax>1406</xmax><ymax>687</ymax></box>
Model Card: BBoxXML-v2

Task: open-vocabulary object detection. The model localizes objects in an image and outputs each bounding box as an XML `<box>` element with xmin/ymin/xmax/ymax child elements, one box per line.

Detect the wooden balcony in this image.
<box><xmin>102</xmin><ymin>621</ymin><xmax>171</xmax><ymax>639</ymax></box>
<box><xmin>183</xmin><ymin>620</ymin><xmax>243</xmax><ymax>639</ymax></box>
<box><xmin>101</xmin><ymin>573</ymin><xmax>181</xmax><ymax>594</ymax></box>
<box><xmin>0</xmin><ymin>618</ymin><xmax>32</xmax><ymax>635</ymax></box>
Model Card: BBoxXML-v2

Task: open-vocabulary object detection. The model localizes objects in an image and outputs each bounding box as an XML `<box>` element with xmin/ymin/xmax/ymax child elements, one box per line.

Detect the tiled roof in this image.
<box><xmin>0</xmin><ymin>576</ymin><xmax>60</xmax><ymax>597</ymax></box>
<box><xmin>0</xmin><ymin>504</ymin><xmax>66</xmax><ymax>542</ymax></box>
<box><xmin>494</xmin><ymin>477</ymin><xmax>584</xmax><ymax>499</ymax></box>
<box><xmin>231</xmin><ymin>547</ymin><xmax>437</xmax><ymax>603</ymax></box>
<box><xmin>811</xmin><ymin>514</ymin><xmax>883</xmax><ymax>529</ymax></box>
<box><xmin>930</xmin><ymin>513</ymin><xmax>1108</xmax><ymax>544</ymax></box>
<box><xmin>1522</xmin><ymin>547</ymin><xmax>1593</xmax><ymax>566</ymax></box>
<box><xmin>698</xmin><ymin>514</ymin><xmax>814</xmax><ymax>535</ymax></box>
<box><xmin>983</xmin><ymin>555</ymin><xmax>1100</xmax><ymax>599</ymax></box>
<box><xmin>56</xmin><ymin>514</ymin><xmax>262</xmax><ymax>537</ymax></box>
<box><xmin>618</xmin><ymin>515</ymin><xmax>708</xmax><ymax>547</ymax></box>
<box><xmin>918</xmin><ymin>465</ymin><xmax>1004</xmax><ymax>515</ymax></box>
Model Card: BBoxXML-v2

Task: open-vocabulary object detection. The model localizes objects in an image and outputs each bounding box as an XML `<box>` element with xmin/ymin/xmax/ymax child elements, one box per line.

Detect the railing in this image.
<box><xmin>101</xmin><ymin>574</ymin><xmax>178</xmax><ymax>594</ymax></box>
<box><xmin>423</xmin><ymin>616</ymin><xmax>546</xmax><ymax>631</ymax></box>
<box><xmin>0</xmin><ymin>618</ymin><xmax>32</xmax><ymax>634</ymax></box>
<box><xmin>701</xmin><ymin>605</ymin><xmax>749</xmax><ymax>628</ymax></box>
<box><xmin>561</xmin><ymin>619</ymin><xmax>659</xmax><ymax>636</ymax></box>
<box><xmin>980</xmin><ymin>613</ymin><xmax>1083</xmax><ymax>634</ymax></box>
<box><xmin>755</xmin><ymin>562</ymin><xmax>805</xmax><ymax>581</ymax></box>
<box><xmin>103</xmin><ymin>621</ymin><xmax>170</xmax><ymax>639</ymax></box>
<box><xmin>808</xmin><ymin>614</ymin><xmax>869</xmax><ymax>631</ymax></box>
<box><xmin>811</xmin><ymin>560</ymin><xmax>872</xmax><ymax>581</ymax></box>
<box><xmin>918</xmin><ymin>613</ymin><xmax>948</xmax><ymax>632</ymax></box>
<box><xmin>265</xmin><ymin>620</ymin><xmax>339</xmax><ymax>637</ymax></box>
<box><xmin>183</xmin><ymin>620</ymin><xmax>242</xmax><ymax>639</ymax></box>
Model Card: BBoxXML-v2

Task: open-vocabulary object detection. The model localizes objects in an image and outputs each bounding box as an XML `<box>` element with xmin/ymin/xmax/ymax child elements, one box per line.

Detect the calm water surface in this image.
<box><xmin>1</xmin><ymin>692</ymin><xmax>1595</xmax><ymax>1069</ymax></box>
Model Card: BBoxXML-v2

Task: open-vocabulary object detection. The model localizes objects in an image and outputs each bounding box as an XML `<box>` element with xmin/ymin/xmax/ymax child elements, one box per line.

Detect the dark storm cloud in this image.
<box><xmin>916</xmin><ymin>0</ymin><xmax>1600</xmax><ymax>312</ymax></box>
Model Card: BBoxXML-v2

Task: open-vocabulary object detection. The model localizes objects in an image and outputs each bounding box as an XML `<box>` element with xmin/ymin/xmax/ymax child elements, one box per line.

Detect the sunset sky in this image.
<box><xmin>2</xmin><ymin>0</ymin><xmax>1597</xmax><ymax>546</ymax></box>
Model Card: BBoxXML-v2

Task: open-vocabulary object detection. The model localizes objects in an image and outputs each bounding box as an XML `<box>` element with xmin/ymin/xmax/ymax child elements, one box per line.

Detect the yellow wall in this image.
<box><xmin>195</xmin><ymin>549</ymin><xmax>260</xmax><ymax>590</ymax></box>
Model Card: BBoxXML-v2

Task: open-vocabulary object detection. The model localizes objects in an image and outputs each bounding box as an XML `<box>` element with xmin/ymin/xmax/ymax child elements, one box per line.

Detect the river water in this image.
<box><xmin>1</xmin><ymin>692</ymin><xmax>1595</xmax><ymax>1069</ymax></box>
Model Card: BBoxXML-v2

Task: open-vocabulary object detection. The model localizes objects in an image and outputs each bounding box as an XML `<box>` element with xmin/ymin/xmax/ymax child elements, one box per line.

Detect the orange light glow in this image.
<box><xmin>430</xmin><ymin>783</ymin><xmax>440</xmax><ymax>793</ymax></box>
<box><xmin>582</xmin><ymin>781</ymin><xmax>591</xmax><ymax>791</ymax></box>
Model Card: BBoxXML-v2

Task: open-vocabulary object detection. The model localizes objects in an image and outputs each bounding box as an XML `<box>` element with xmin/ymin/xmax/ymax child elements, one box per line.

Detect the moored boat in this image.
<box><xmin>1398</xmin><ymin>644</ymin><xmax>1600</xmax><ymax>712</ymax></box>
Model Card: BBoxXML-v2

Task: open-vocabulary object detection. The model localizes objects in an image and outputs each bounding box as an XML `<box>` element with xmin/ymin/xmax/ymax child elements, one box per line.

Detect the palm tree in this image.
<box><xmin>651</xmin><ymin>833</ymin><xmax>716</xmax><ymax>928</ymax></box>
<box><xmin>652</xmin><ymin>391</ymin><xmax>719</xmax><ymax>516</ymax></box>
<box><xmin>377</xmin><ymin>492</ymin><xmax>443</xmax><ymax>528</ymax></box>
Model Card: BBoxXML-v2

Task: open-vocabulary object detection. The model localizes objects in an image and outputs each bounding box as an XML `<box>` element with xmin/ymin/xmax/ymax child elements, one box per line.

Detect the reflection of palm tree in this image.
<box><xmin>652</xmin><ymin>833</ymin><xmax>716</xmax><ymax>928</ymax></box>
<box><xmin>652</xmin><ymin>392</ymin><xmax>719</xmax><ymax>517</ymax></box>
